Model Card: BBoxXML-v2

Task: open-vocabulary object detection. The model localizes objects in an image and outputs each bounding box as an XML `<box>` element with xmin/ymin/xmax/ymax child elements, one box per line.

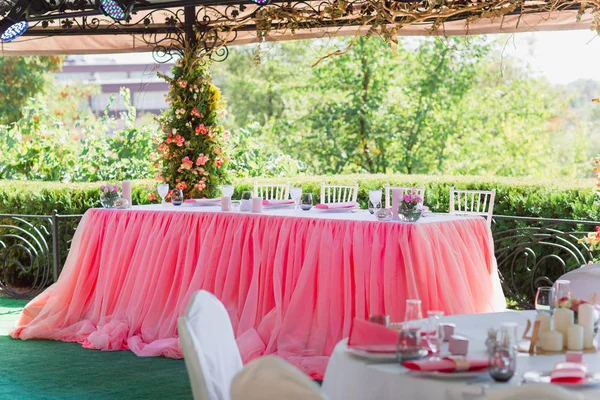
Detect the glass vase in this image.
<box><xmin>399</xmin><ymin>209</ymin><xmax>422</xmax><ymax>222</ymax></box>
<box><xmin>171</xmin><ymin>189</ymin><xmax>184</xmax><ymax>206</ymax></box>
<box><xmin>100</xmin><ymin>192</ymin><xmax>119</xmax><ymax>208</ymax></box>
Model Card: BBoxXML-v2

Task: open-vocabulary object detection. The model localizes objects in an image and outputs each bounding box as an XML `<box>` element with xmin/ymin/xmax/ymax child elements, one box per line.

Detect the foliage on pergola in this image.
<box><xmin>0</xmin><ymin>0</ymin><xmax>597</xmax><ymax>62</ymax></box>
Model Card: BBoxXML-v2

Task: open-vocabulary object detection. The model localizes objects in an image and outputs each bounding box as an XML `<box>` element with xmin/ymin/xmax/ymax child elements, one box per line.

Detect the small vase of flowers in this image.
<box><xmin>399</xmin><ymin>193</ymin><xmax>423</xmax><ymax>222</ymax></box>
<box><xmin>99</xmin><ymin>184</ymin><xmax>120</xmax><ymax>208</ymax></box>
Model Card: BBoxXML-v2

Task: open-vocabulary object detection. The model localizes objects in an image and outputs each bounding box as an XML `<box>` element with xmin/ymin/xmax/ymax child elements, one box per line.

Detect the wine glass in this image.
<box><xmin>221</xmin><ymin>184</ymin><xmax>234</xmax><ymax>198</ymax></box>
<box><xmin>403</xmin><ymin>299</ymin><xmax>423</xmax><ymax>329</ymax></box>
<box><xmin>290</xmin><ymin>187</ymin><xmax>302</xmax><ymax>210</ymax></box>
<box><xmin>157</xmin><ymin>183</ymin><xmax>169</xmax><ymax>205</ymax></box>
<box><xmin>426</xmin><ymin>310</ymin><xmax>445</xmax><ymax>357</ymax></box>
<box><xmin>554</xmin><ymin>279</ymin><xmax>572</xmax><ymax>308</ymax></box>
<box><xmin>240</xmin><ymin>191</ymin><xmax>253</xmax><ymax>212</ymax></box>
<box><xmin>535</xmin><ymin>286</ymin><xmax>554</xmax><ymax>314</ymax></box>
<box><xmin>300</xmin><ymin>193</ymin><xmax>313</xmax><ymax>211</ymax></box>
<box><xmin>368</xmin><ymin>189</ymin><xmax>383</xmax><ymax>214</ymax></box>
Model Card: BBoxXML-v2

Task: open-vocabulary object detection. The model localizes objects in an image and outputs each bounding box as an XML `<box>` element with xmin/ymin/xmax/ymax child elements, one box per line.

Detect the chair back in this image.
<box><xmin>178</xmin><ymin>290</ymin><xmax>243</xmax><ymax>400</ymax></box>
<box><xmin>383</xmin><ymin>184</ymin><xmax>425</xmax><ymax>209</ymax></box>
<box><xmin>555</xmin><ymin>263</ymin><xmax>600</xmax><ymax>303</ymax></box>
<box><xmin>253</xmin><ymin>182</ymin><xmax>290</xmax><ymax>201</ymax></box>
<box><xmin>231</xmin><ymin>356</ymin><xmax>324</xmax><ymax>400</ymax></box>
<box><xmin>449</xmin><ymin>186</ymin><xmax>496</xmax><ymax>227</ymax></box>
<box><xmin>320</xmin><ymin>182</ymin><xmax>358</xmax><ymax>204</ymax></box>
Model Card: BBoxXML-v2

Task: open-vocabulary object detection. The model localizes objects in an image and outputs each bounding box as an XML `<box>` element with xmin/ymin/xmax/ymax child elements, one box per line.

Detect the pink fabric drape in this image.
<box><xmin>12</xmin><ymin>209</ymin><xmax>505</xmax><ymax>379</ymax></box>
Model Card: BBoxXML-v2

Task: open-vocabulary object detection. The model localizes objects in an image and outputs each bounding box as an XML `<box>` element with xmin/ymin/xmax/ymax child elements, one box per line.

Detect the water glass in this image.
<box><xmin>240</xmin><ymin>191</ymin><xmax>253</xmax><ymax>212</ymax></box>
<box><xmin>535</xmin><ymin>286</ymin><xmax>554</xmax><ymax>314</ymax></box>
<box><xmin>300</xmin><ymin>193</ymin><xmax>313</xmax><ymax>211</ymax></box>
<box><xmin>157</xmin><ymin>183</ymin><xmax>169</xmax><ymax>205</ymax></box>
<box><xmin>404</xmin><ymin>299</ymin><xmax>423</xmax><ymax>328</ymax></box>
<box><xmin>554</xmin><ymin>279</ymin><xmax>571</xmax><ymax>307</ymax></box>
<box><xmin>426</xmin><ymin>310</ymin><xmax>445</xmax><ymax>357</ymax></box>
<box><xmin>290</xmin><ymin>187</ymin><xmax>302</xmax><ymax>210</ymax></box>
<box><xmin>221</xmin><ymin>184</ymin><xmax>234</xmax><ymax>198</ymax></box>
<box><xmin>396</xmin><ymin>326</ymin><xmax>422</xmax><ymax>362</ymax></box>
<box><xmin>171</xmin><ymin>189</ymin><xmax>184</xmax><ymax>206</ymax></box>
<box><xmin>489</xmin><ymin>322</ymin><xmax>517</xmax><ymax>382</ymax></box>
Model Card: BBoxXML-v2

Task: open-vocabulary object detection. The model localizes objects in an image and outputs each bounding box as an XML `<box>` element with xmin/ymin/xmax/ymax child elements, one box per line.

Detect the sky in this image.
<box><xmin>76</xmin><ymin>28</ymin><xmax>600</xmax><ymax>86</ymax></box>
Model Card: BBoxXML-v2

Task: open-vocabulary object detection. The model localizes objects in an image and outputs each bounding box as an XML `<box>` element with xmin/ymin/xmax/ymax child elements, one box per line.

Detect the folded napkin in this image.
<box><xmin>550</xmin><ymin>362</ymin><xmax>587</xmax><ymax>384</ymax></box>
<box><xmin>347</xmin><ymin>318</ymin><xmax>399</xmax><ymax>353</ymax></box>
<box><xmin>262</xmin><ymin>199</ymin><xmax>295</xmax><ymax>206</ymax></box>
<box><xmin>403</xmin><ymin>357</ymin><xmax>488</xmax><ymax>373</ymax></box>
<box><xmin>184</xmin><ymin>198</ymin><xmax>222</xmax><ymax>204</ymax></box>
<box><xmin>314</xmin><ymin>202</ymin><xmax>359</xmax><ymax>210</ymax></box>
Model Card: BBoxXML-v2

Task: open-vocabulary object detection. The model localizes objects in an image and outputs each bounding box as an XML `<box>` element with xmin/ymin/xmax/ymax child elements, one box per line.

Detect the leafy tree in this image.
<box><xmin>0</xmin><ymin>56</ymin><xmax>63</xmax><ymax>124</ymax></box>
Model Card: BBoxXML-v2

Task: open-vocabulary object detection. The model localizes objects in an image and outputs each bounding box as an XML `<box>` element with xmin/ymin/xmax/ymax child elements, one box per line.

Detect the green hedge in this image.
<box><xmin>0</xmin><ymin>174</ymin><xmax>598</xmax><ymax>220</ymax></box>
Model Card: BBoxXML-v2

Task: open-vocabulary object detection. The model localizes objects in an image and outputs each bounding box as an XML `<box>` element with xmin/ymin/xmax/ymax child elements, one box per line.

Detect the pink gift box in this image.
<box><xmin>448</xmin><ymin>335</ymin><xmax>469</xmax><ymax>356</ymax></box>
<box><xmin>566</xmin><ymin>351</ymin><xmax>584</xmax><ymax>364</ymax></box>
<box><xmin>441</xmin><ymin>323</ymin><xmax>455</xmax><ymax>342</ymax></box>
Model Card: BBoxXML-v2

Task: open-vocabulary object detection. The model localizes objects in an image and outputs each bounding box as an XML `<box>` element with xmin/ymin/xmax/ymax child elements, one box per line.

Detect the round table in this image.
<box><xmin>322</xmin><ymin>311</ymin><xmax>600</xmax><ymax>399</ymax></box>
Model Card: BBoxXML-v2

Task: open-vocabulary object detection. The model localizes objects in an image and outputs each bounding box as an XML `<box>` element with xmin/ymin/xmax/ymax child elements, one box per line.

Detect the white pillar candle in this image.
<box><xmin>391</xmin><ymin>189</ymin><xmax>401</xmax><ymax>221</ymax></box>
<box><xmin>121</xmin><ymin>180</ymin><xmax>132</xmax><ymax>205</ymax></box>
<box><xmin>554</xmin><ymin>307</ymin><xmax>574</xmax><ymax>348</ymax></box>
<box><xmin>568</xmin><ymin>324</ymin><xmax>584</xmax><ymax>351</ymax></box>
<box><xmin>221</xmin><ymin>196</ymin><xmax>231</xmax><ymax>211</ymax></box>
<box><xmin>578</xmin><ymin>303</ymin><xmax>595</xmax><ymax>349</ymax></box>
<box><xmin>251</xmin><ymin>197</ymin><xmax>263</xmax><ymax>213</ymax></box>
<box><xmin>540</xmin><ymin>331</ymin><xmax>564</xmax><ymax>352</ymax></box>
<box><xmin>535</xmin><ymin>313</ymin><xmax>551</xmax><ymax>335</ymax></box>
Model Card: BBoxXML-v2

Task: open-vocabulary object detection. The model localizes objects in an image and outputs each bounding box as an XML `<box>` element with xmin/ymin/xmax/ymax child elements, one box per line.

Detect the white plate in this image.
<box><xmin>346</xmin><ymin>348</ymin><xmax>397</xmax><ymax>362</ymax></box>
<box><xmin>411</xmin><ymin>370</ymin><xmax>489</xmax><ymax>380</ymax></box>
<box><xmin>182</xmin><ymin>200</ymin><xmax>221</xmax><ymax>207</ymax></box>
<box><xmin>263</xmin><ymin>203</ymin><xmax>295</xmax><ymax>209</ymax></box>
<box><xmin>523</xmin><ymin>371</ymin><xmax>600</xmax><ymax>387</ymax></box>
<box><xmin>315</xmin><ymin>207</ymin><xmax>360</xmax><ymax>213</ymax></box>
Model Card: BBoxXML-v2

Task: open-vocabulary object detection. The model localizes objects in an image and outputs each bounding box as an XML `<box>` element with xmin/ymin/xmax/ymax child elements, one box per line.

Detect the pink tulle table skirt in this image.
<box><xmin>12</xmin><ymin>208</ymin><xmax>505</xmax><ymax>379</ymax></box>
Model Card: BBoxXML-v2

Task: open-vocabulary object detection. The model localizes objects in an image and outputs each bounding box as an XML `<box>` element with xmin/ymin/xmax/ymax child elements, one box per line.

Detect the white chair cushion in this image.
<box><xmin>556</xmin><ymin>264</ymin><xmax>600</xmax><ymax>302</ymax></box>
<box><xmin>230</xmin><ymin>356</ymin><xmax>324</xmax><ymax>400</ymax></box>
<box><xmin>179</xmin><ymin>290</ymin><xmax>243</xmax><ymax>400</ymax></box>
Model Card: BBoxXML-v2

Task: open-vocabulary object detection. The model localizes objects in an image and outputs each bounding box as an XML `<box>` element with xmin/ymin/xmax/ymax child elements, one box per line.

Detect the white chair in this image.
<box><xmin>483</xmin><ymin>383</ymin><xmax>584</xmax><ymax>400</ymax></box>
<box><xmin>230</xmin><ymin>356</ymin><xmax>324</xmax><ymax>400</ymax></box>
<box><xmin>320</xmin><ymin>182</ymin><xmax>358</xmax><ymax>204</ymax></box>
<box><xmin>555</xmin><ymin>264</ymin><xmax>600</xmax><ymax>302</ymax></box>
<box><xmin>253</xmin><ymin>182</ymin><xmax>290</xmax><ymax>201</ymax></box>
<box><xmin>449</xmin><ymin>186</ymin><xmax>496</xmax><ymax>227</ymax></box>
<box><xmin>178</xmin><ymin>290</ymin><xmax>243</xmax><ymax>400</ymax></box>
<box><xmin>383</xmin><ymin>184</ymin><xmax>425</xmax><ymax>209</ymax></box>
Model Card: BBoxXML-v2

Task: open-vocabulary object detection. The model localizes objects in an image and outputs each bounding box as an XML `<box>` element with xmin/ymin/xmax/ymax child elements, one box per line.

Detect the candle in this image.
<box><xmin>391</xmin><ymin>189</ymin><xmax>402</xmax><ymax>221</ymax></box>
<box><xmin>251</xmin><ymin>197</ymin><xmax>263</xmax><ymax>213</ymax></box>
<box><xmin>568</xmin><ymin>325</ymin><xmax>584</xmax><ymax>351</ymax></box>
<box><xmin>539</xmin><ymin>331</ymin><xmax>563</xmax><ymax>352</ymax></box>
<box><xmin>221</xmin><ymin>196</ymin><xmax>231</xmax><ymax>212</ymax></box>
<box><xmin>535</xmin><ymin>313</ymin><xmax>551</xmax><ymax>335</ymax></box>
<box><xmin>554</xmin><ymin>308</ymin><xmax>574</xmax><ymax>348</ymax></box>
<box><xmin>121</xmin><ymin>180</ymin><xmax>132</xmax><ymax>205</ymax></box>
<box><xmin>240</xmin><ymin>199</ymin><xmax>252</xmax><ymax>212</ymax></box>
<box><xmin>578</xmin><ymin>303</ymin><xmax>595</xmax><ymax>349</ymax></box>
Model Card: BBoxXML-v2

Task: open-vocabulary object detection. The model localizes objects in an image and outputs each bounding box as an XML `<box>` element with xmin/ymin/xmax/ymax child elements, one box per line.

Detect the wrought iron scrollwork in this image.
<box><xmin>492</xmin><ymin>216</ymin><xmax>597</xmax><ymax>309</ymax></box>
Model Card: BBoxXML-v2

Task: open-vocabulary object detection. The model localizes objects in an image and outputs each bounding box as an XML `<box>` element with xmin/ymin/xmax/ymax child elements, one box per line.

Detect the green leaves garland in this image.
<box><xmin>156</xmin><ymin>49</ymin><xmax>230</xmax><ymax>198</ymax></box>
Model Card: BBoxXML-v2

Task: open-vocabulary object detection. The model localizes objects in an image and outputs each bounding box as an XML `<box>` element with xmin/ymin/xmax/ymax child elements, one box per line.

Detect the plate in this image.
<box><xmin>346</xmin><ymin>348</ymin><xmax>397</xmax><ymax>362</ymax></box>
<box><xmin>182</xmin><ymin>200</ymin><xmax>221</xmax><ymax>207</ymax></box>
<box><xmin>522</xmin><ymin>371</ymin><xmax>600</xmax><ymax>387</ymax></box>
<box><xmin>315</xmin><ymin>207</ymin><xmax>360</xmax><ymax>213</ymax></box>
<box><xmin>263</xmin><ymin>203</ymin><xmax>295</xmax><ymax>209</ymax></box>
<box><xmin>411</xmin><ymin>370</ymin><xmax>489</xmax><ymax>380</ymax></box>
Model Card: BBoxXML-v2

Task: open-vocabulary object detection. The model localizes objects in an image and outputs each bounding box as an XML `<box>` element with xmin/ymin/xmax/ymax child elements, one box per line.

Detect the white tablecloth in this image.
<box><xmin>322</xmin><ymin>311</ymin><xmax>600</xmax><ymax>400</ymax></box>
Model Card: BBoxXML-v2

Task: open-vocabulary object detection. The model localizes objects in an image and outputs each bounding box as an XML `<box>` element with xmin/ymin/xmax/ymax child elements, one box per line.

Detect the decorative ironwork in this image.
<box><xmin>492</xmin><ymin>216</ymin><xmax>598</xmax><ymax>309</ymax></box>
<box><xmin>0</xmin><ymin>212</ymin><xmax>82</xmax><ymax>300</ymax></box>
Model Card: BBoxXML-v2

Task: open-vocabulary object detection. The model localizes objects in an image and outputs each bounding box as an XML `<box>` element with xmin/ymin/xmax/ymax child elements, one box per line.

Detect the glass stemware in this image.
<box><xmin>403</xmin><ymin>299</ymin><xmax>423</xmax><ymax>328</ymax></box>
<box><xmin>535</xmin><ymin>286</ymin><xmax>554</xmax><ymax>314</ymax></box>
<box><xmin>554</xmin><ymin>279</ymin><xmax>572</xmax><ymax>308</ymax></box>
<box><xmin>368</xmin><ymin>189</ymin><xmax>383</xmax><ymax>214</ymax></box>
<box><xmin>157</xmin><ymin>183</ymin><xmax>169</xmax><ymax>205</ymax></box>
<box><xmin>300</xmin><ymin>193</ymin><xmax>313</xmax><ymax>211</ymax></box>
<box><xmin>426</xmin><ymin>310</ymin><xmax>445</xmax><ymax>357</ymax></box>
<box><xmin>221</xmin><ymin>184</ymin><xmax>234</xmax><ymax>198</ymax></box>
<box><xmin>290</xmin><ymin>187</ymin><xmax>302</xmax><ymax>210</ymax></box>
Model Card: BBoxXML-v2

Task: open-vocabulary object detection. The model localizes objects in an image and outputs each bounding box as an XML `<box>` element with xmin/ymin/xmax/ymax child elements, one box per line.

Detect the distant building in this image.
<box><xmin>56</xmin><ymin>55</ymin><xmax>174</xmax><ymax>116</ymax></box>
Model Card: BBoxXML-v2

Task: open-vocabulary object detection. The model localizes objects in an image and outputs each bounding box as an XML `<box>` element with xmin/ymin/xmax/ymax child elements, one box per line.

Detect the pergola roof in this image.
<box><xmin>0</xmin><ymin>0</ymin><xmax>596</xmax><ymax>61</ymax></box>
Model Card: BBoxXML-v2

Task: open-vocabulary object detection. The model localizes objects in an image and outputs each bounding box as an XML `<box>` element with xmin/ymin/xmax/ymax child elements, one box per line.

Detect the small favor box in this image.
<box><xmin>566</xmin><ymin>351</ymin><xmax>584</xmax><ymax>364</ymax></box>
<box><xmin>440</xmin><ymin>323</ymin><xmax>455</xmax><ymax>342</ymax></box>
<box><xmin>448</xmin><ymin>335</ymin><xmax>469</xmax><ymax>356</ymax></box>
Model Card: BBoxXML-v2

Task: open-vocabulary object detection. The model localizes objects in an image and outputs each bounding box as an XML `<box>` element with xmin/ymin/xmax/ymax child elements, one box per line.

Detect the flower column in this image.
<box><xmin>155</xmin><ymin>49</ymin><xmax>230</xmax><ymax>199</ymax></box>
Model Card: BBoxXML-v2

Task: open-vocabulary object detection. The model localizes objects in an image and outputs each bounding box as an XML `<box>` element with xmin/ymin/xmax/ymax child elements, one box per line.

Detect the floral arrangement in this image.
<box><xmin>154</xmin><ymin>47</ymin><xmax>230</xmax><ymax>199</ymax></box>
<box><xmin>399</xmin><ymin>193</ymin><xmax>423</xmax><ymax>212</ymax></box>
<box><xmin>99</xmin><ymin>183</ymin><xmax>120</xmax><ymax>208</ymax></box>
<box><xmin>556</xmin><ymin>296</ymin><xmax>600</xmax><ymax>327</ymax></box>
<box><xmin>579</xmin><ymin>226</ymin><xmax>600</xmax><ymax>252</ymax></box>
<box><xmin>593</xmin><ymin>157</ymin><xmax>600</xmax><ymax>194</ymax></box>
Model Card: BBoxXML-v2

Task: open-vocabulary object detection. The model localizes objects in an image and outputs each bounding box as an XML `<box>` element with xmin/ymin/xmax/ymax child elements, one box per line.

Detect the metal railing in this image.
<box><xmin>0</xmin><ymin>212</ymin><xmax>597</xmax><ymax>305</ymax></box>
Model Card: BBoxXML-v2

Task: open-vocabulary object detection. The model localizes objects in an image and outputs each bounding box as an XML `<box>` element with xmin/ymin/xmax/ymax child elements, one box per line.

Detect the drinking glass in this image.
<box><xmin>535</xmin><ymin>286</ymin><xmax>554</xmax><ymax>314</ymax></box>
<box><xmin>368</xmin><ymin>190</ymin><xmax>383</xmax><ymax>215</ymax></box>
<box><xmin>396</xmin><ymin>326</ymin><xmax>423</xmax><ymax>362</ymax></box>
<box><xmin>157</xmin><ymin>183</ymin><xmax>169</xmax><ymax>205</ymax></box>
<box><xmin>489</xmin><ymin>322</ymin><xmax>517</xmax><ymax>382</ymax></box>
<box><xmin>300</xmin><ymin>193</ymin><xmax>313</xmax><ymax>211</ymax></box>
<box><xmin>554</xmin><ymin>279</ymin><xmax>572</xmax><ymax>308</ymax></box>
<box><xmin>240</xmin><ymin>191</ymin><xmax>253</xmax><ymax>212</ymax></box>
<box><xmin>404</xmin><ymin>299</ymin><xmax>423</xmax><ymax>328</ymax></box>
<box><xmin>221</xmin><ymin>184</ymin><xmax>234</xmax><ymax>198</ymax></box>
<box><xmin>290</xmin><ymin>187</ymin><xmax>302</xmax><ymax>210</ymax></box>
<box><xmin>426</xmin><ymin>310</ymin><xmax>445</xmax><ymax>357</ymax></box>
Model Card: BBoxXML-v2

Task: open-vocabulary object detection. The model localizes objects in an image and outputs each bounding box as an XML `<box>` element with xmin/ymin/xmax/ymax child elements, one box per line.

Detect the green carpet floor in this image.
<box><xmin>0</xmin><ymin>297</ymin><xmax>193</xmax><ymax>400</ymax></box>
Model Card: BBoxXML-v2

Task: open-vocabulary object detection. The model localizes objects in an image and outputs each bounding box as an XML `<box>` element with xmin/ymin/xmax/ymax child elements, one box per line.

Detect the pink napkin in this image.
<box><xmin>314</xmin><ymin>202</ymin><xmax>359</xmax><ymax>210</ymax></box>
<box><xmin>184</xmin><ymin>198</ymin><xmax>222</xmax><ymax>204</ymax></box>
<box><xmin>403</xmin><ymin>357</ymin><xmax>488</xmax><ymax>373</ymax></box>
<box><xmin>262</xmin><ymin>199</ymin><xmax>295</xmax><ymax>206</ymax></box>
<box><xmin>550</xmin><ymin>362</ymin><xmax>587</xmax><ymax>384</ymax></box>
<box><xmin>347</xmin><ymin>318</ymin><xmax>399</xmax><ymax>353</ymax></box>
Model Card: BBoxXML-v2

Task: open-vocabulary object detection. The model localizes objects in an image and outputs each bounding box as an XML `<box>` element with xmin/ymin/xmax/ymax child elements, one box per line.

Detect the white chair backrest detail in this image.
<box><xmin>449</xmin><ymin>186</ymin><xmax>496</xmax><ymax>227</ymax></box>
<box><xmin>383</xmin><ymin>184</ymin><xmax>425</xmax><ymax>209</ymax></box>
<box><xmin>179</xmin><ymin>290</ymin><xmax>243</xmax><ymax>400</ymax></box>
<box><xmin>253</xmin><ymin>182</ymin><xmax>290</xmax><ymax>201</ymax></box>
<box><xmin>231</xmin><ymin>356</ymin><xmax>324</xmax><ymax>400</ymax></box>
<box><xmin>320</xmin><ymin>182</ymin><xmax>358</xmax><ymax>204</ymax></box>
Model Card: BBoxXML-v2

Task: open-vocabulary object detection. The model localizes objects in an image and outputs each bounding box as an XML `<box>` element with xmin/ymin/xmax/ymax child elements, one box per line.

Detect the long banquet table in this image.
<box><xmin>11</xmin><ymin>204</ymin><xmax>506</xmax><ymax>379</ymax></box>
